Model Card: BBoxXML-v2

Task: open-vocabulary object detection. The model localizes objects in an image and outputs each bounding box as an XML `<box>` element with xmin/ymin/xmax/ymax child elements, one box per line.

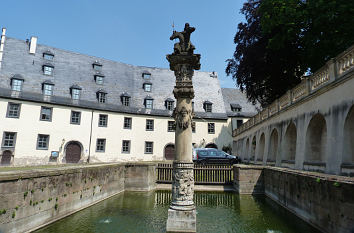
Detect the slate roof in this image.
<box><xmin>221</xmin><ymin>88</ymin><xmax>259</xmax><ymax>117</ymax></box>
<box><xmin>0</xmin><ymin>37</ymin><xmax>249</xmax><ymax>120</ymax></box>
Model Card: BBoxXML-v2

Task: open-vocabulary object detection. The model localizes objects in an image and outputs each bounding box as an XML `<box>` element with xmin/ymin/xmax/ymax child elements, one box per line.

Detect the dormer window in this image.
<box><xmin>143</xmin><ymin>82</ymin><xmax>152</xmax><ymax>92</ymax></box>
<box><xmin>94</xmin><ymin>74</ymin><xmax>104</xmax><ymax>85</ymax></box>
<box><xmin>42</xmin><ymin>81</ymin><xmax>54</xmax><ymax>96</ymax></box>
<box><xmin>96</xmin><ymin>90</ymin><xmax>107</xmax><ymax>103</ymax></box>
<box><xmin>43</xmin><ymin>51</ymin><xmax>54</xmax><ymax>61</ymax></box>
<box><xmin>92</xmin><ymin>61</ymin><xmax>102</xmax><ymax>71</ymax></box>
<box><xmin>121</xmin><ymin>92</ymin><xmax>131</xmax><ymax>106</ymax></box>
<box><xmin>230</xmin><ymin>104</ymin><xmax>242</xmax><ymax>112</ymax></box>
<box><xmin>165</xmin><ymin>98</ymin><xmax>174</xmax><ymax>111</ymax></box>
<box><xmin>70</xmin><ymin>85</ymin><xmax>82</xmax><ymax>100</ymax></box>
<box><xmin>142</xmin><ymin>73</ymin><xmax>151</xmax><ymax>79</ymax></box>
<box><xmin>42</xmin><ymin>63</ymin><xmax>54</xmax><ymax>75</ymax></box>
<box><xmin>203</xmin><ymin>101</ymin><xmax>213</xmax><ymax>113</ymax></box>
<box><xmin>11</xmin><ymin>74</ymin><xmax>24</xmax><ymax>91</ymax></box>
<box><xmin>144</xmin><ymin>96</ymin><xmax>154</xmax><ymax>109</ymax></box>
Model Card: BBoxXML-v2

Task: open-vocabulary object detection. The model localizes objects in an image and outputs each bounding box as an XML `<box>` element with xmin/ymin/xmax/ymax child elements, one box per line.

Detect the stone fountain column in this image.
<box><xmin>166</xmin><ymin>23</ymin><xmax>200</xmax><ymax>233</ymax></box>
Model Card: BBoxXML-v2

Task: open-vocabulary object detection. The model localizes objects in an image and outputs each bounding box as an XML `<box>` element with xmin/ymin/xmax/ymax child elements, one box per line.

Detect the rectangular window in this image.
<box><xmin>144</xmin><ymin>84</ymin><xmax>152</xmax><ymax>92</ymax></box>
<box><xmin>142</xmin><ymin>73</ymin><xmax>151</xmax><ymax>79</ymax></box>
<box><xmin>70</xmin><ymin>111</ymin><xmax>81</xmax><ymax>125</ymax></box>
<box><xmin>6</xmin><ymin>103</ymin><xmax>21</xmax><ymax>118</ymax></box>
<box><xmin>43</xmin><ymin>66</ymin><xmax>53</xmax><ymax>75</ymax></box>
<box><xmin>168</xmin><ymin>121</ymin><xmax>175</xmax><ymax>132</ymax></box>
<box><xmin>96</xmin><ymin>138</ymin><xmax>106</xmax><ymax>152</ymax></box>
<box><xmin>145</xmin><ymin>141</ymin><xmax>153</xmax><ymax>154</ymax></box>
<box><xmin>122</xmin><ymin>140</ymin><xmax>130</xmax><ymax>153</ymax></box>
<box><xmin>145</xmin><ymin>99</ymin><xmax>153</xmax><ymax>109</ymax></box>
<box><xmin>97</xmin><ymin>92</ymin><xmax>106</xmax><ymax>103</ymax></box>
<box><xmin>99</xmin><ymin>114</ymin><xmax>108</xmax><ymax>127</ymax></box>
<box><xmin>11</xmin><ymin>79</ymin><xmax>23</xmax><ymax>91</ymax></box>
<box><xmin>2</xmin><ymin>132</ymin><xmax>16</xmax><ymax>148</ymax></box>
<box><xmin>124</xmin><ymin>117</ymin><xmax>132</xmax><ymax>129</ymax></box>
<box><xmin>122</xmin><ymin>97</ymin><xmax>130</xmax><ymax>106</ymax></box>
<box><xmin>43</xmin><ymin>53</ymin><xmax>54</xmax><ymax>60</ymax></box>
<box><xmin>95</xmin><ymin>76</ymin><xmax>104</xmax><ymax>85</ymax></box>
<box><xmin>208</xmin><ymin>123</ymin><xmax>215</xmax><ymax>134</ymax></box>
<box><xmin>93</xmin><ymin>64</ymin><xmax>102</xmax><ymax>71</ymax></box>
<box><xmin>43</xmin><ymin>84</ymin><xmax>53</xmax><ymax>96</ymax></box>
<box><xmin>237</xmin><ymin>120</ymin><xmax>243</xmax><ymax>128</ymax></box>
<box><xmin>40</xmin><ymin>107</ymin><xmax>52</xmax><ymax>121</ymax></box>
<box><xmin>166</xmin><ymin>101</ymin><xmax>174</xmax><ymax>111</ymax></box>
<box><xmin>37</xmin><ymin>134</ymin><xmax>49</xmax><ymax>150</ymax></box>
<box><xmin>71</xmin><ymin>89</ymin><xmax>80</xmax><ymax>100</ymax></box>
<box><xmin>146</xmin><ymin>119</ymin><xmax>154</xmax><ymax>131</ymax></box>
<box><xmin>205</xmin><ymin>104</ymin><xmax>212</xmax><ymax>113</ymax></box>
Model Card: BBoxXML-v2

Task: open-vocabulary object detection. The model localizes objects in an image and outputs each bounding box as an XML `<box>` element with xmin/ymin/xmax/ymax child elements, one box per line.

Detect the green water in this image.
<box><xmin>35</xmin><ymin>191</ymin><xmax>320</xmax><ymax>233</ymax></box>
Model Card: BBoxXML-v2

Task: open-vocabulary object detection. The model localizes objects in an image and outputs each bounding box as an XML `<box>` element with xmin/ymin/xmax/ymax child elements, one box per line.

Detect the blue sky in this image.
<box><xmin>0</xmin><ymin>0</ymin><xmax>244</xmax><ymax>88</ymax></box>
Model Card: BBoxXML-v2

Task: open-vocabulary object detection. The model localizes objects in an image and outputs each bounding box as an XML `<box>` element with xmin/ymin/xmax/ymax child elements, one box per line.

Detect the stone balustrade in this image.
<box><xmin>233</xmin><ymin>45</ymin><xmax>354</xmax><ymax>136</ymax></box>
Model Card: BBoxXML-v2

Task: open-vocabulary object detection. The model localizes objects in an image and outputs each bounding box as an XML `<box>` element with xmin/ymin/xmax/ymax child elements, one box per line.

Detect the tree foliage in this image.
<box><xmin>226</xmin><ymin>0</ymin><xmax>354</xmax><ymax>107</ymax></box>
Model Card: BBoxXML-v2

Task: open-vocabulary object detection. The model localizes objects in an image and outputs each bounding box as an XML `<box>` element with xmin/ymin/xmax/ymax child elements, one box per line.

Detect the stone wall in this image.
<box><xmin>0</xmin><ymin>163</ymin><xmax>156</xmax><ymax>233</ymax></box>
<box><xmin>233</xmin><ymin>164</ymin><xmax>264</xmax><ymax>194</ymax></box>
<box><xmin>233</xmin><ymin>164</ymin><xmax>354</xmax><ymax>233</ymax></box>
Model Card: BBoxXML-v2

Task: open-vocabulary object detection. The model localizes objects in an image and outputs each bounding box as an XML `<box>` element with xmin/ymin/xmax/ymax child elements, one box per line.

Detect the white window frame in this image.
<box><xmin>43</xmin><ymin>84</ymin><xmax>53</xmax><ymax>96</ymax></box>
<box><xmin>71</xmin><ymin>88</ymin><xmax>80</xmax><ymax>100</ymax></box>
<box><xmin>43</xmin><ymin>66</ymin><xmax>53</xmax><ymax>75</ymax></box>
<box><xmin>11</xmin><ymin>79</ymin><xmax>23</xmax><ymax>91</ymax></box>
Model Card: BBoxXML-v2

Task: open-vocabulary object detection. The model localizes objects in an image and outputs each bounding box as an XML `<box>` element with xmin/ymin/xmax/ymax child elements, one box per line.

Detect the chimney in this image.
<box><xmin>0</xmin><ymin>28</ymin><xmax>6</xmax><ymax>70</ymax></box>
<box><xmin>29</xmin><ymin>36</ymin><xmax>37</xmax><ymax>54</ymax></box>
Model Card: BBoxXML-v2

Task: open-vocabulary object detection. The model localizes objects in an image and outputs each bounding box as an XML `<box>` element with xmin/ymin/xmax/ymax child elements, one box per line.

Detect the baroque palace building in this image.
<box><xmin>0</xmin><ymin>28</ymin><xmax>257</xmax><ymax>166</ymax></box>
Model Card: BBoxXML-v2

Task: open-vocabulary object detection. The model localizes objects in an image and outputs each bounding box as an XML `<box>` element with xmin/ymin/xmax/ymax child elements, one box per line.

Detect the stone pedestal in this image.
<box><xmin>166</xmin><ymin>208</ymin><xmax>196</xmax><ymax>233</ymax></box>
<box><xmin>165</xmin><ymin>23</ymin><xmax>200</xmax><ymax>233</ymax></box>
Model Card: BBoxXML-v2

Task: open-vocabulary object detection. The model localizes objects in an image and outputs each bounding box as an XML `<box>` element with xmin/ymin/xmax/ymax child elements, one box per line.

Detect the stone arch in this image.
<box><xmin>1</xmin><ymin>150</ymin><xmax>12</xmax><ymax>165</ymax></box>
<box><xmin>164</xmin><ymin>143</ymin><xmax>175</xmax><ymax>160</ymax></box>
<box><xmin>250</xmin><ymin>135</ymin><xmax>256</xmax><ymax>161</ymax></box>
<box><xmin>282</xmin><ymin>122</ymin><xmax>297</xmax><ymax>161</ymax></box>
<box><xmin>343</xmin><ymin>105</ymin><xmax>354</xmax><ymax>164</ymax></box>
<box><xmin>245</xmin><ymin>138</ymin><xmax>250</xmax><ymax>160</ymax></box>
<box><xmin>268</xmin><ymin>128</ymin><xmax>279</xmax><ymax>162</ymax></box>
<box><xmin>305</xmin><ymin>114</ymin><xmax>327</xmax><ymax>163</ymax></box>
<box><xmin>65</xmin><ymin>141</ymin><xmax>83</xmax><ymax>163</ymax></box>
<box><xmin>205</xmin><ymin>143</ymin><xmax>218</xmax><ymax>149</ymax></box>
<box><xmin>258</xmin><ymin>133</ymin><xmax>265</xmax><ymax>161</ymax></box>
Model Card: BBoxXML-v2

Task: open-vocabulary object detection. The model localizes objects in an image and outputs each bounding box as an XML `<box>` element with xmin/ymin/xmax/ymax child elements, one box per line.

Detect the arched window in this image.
<box><xmin>205</xmin><ymin>143</ymin><xmax>218</xmax><ymax>149</ymax></box>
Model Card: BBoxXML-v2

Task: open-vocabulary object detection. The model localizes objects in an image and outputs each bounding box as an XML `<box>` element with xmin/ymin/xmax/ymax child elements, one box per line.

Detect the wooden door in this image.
<box><xmin>164</xmin><ymin>144</ymin><xmax>175</xmax><ymax>160</ymax></box>
<box><xmin>66</xmin><ymin>142</ymin><xmax>81</xmax><ymax>163</ymax></box>
<box><xmin>1</xmin><ymin>150</ymin><xmax>12</xmax><ymax>165</ymax></box>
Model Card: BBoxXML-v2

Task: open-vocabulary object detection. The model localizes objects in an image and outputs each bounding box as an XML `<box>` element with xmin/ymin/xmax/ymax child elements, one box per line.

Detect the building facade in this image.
<box><xmin>0</xmin><ymin>28</ymin><xmax>257</xmax><ymax>166</ymax></box>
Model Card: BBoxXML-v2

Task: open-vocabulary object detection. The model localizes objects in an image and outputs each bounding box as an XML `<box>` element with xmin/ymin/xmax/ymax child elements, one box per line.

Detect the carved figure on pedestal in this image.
<box><xmin>170</xmin><ymin>23</ymin><xmax>196</xmax><ymax>55</ymax></box>
<box><xmin>172</xmin><ymin>169</ymin><xmax>194</xmax><ymax>202</ymax></box>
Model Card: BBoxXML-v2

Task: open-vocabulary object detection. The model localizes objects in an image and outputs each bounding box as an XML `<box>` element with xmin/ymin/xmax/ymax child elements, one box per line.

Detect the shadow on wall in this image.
<box><xmin>212</xmin><ymin>124</ymin><xmax>233</xmax><ymax>153</ymax></box>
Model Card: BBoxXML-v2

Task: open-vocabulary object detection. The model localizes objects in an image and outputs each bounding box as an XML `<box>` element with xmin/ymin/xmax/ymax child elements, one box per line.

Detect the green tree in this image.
<box><xmin>226</xmin><ymin>0</ymin><xmax>354</xmax><ymax>107</ymax></box>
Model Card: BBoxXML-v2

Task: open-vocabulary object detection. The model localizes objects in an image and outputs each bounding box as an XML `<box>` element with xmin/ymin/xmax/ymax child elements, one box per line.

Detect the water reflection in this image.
<box><xmin>36</xmin><ymin>191</ymin><xmax>321</xmax><ymax>233</ymax></box>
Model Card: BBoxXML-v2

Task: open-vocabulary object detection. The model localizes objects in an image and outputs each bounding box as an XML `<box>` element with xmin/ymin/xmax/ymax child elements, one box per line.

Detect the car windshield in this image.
<box><xmin>217</xmin><ymin>151</ymin><xmax>227</xmax><ymax>156</ymax></box>
<box><xmin>208</xmin><ymin>151</ymin><xmax>218</xmax><ymax>156</ymax></box>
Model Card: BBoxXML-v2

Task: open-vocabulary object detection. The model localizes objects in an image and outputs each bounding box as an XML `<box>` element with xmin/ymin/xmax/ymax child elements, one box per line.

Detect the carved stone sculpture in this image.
<box><xmin>166</xmin><ymin>23</ymin><xmax>200</xmax><ymax>233</ymax></box>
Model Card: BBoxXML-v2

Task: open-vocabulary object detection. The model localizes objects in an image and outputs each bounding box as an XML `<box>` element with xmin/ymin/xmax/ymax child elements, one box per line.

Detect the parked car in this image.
<box><xmin>192</xmin><ymin>148</ymin><xmax>240</xmax><ymax>165</ymax></box>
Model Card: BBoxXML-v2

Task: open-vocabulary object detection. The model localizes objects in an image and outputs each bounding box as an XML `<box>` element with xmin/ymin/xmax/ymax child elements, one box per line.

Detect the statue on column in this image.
<box><xmin>170</xmin><ymin>23</ymin><xmax>196</xmax><ymax>55</ymax></box>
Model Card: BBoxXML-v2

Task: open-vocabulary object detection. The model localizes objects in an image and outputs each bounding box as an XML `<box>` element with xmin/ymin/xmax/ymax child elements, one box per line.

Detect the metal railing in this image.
<box><xmin>156</xmin><ymin>163</ymin><xmax>234</xmax><ymax>185</ymax></box>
